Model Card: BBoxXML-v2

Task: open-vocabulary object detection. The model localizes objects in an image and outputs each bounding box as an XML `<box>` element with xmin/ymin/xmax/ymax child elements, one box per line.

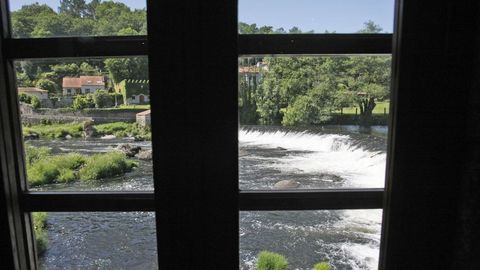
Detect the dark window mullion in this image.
<box><xmin>4</xmin><ymin>36</ymin><xmax>148</xmax><ymax>59</ymax></box>
<box><xmin>22</xmin><ymin>192</ymin><xmax>155</xmax><ymax>212</ymax></box>
<box><xmin>240</xmin><ymin>189</ymin><xmax>384</xmax><ymax>211</ymax></box>
<box><xmin>239</xmin><ymin>33</ymin><xmax>392</xmax><ymax>55</ymax></box>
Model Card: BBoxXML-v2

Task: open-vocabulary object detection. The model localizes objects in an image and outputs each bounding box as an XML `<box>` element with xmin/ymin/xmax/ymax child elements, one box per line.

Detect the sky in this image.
<box><xmin>10</xmin><ymin>0</ymin><xmax>394</xmax><ymax>33</ymax></box>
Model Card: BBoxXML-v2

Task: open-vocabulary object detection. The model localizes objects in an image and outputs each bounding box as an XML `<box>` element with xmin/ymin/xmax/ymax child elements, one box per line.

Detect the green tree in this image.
<box><xmin>358</xmin><ymin>20</ymin><xmax>383</xmax><ymax>33</ymax></box>
<box><xmin>16</xmin><ymin>72</ymin><xmax>33</xmax><ymax>87</ymax></box>
<box><xmin>92</xmin><ymin>90</ymin><xmax>112</xmax><ymax>108</ymax></box>
<box><xmin>73</xmin><ymin>94</ymin><xmax>95</xmax><ymax>110</ymax></box>
<box><xmin>30</xmin><ymin>96</ymin><xmax>41</xmax><ymax>109</ymax></box>
<box><xmin>35</xmin><ymin>79</ymin><xmax>58</xmax><ymax>94</ymax></box>
<box><xmin>238</xmin><ymin>73</ymin><xmax>259</xmax><ymax>124</ymax></box>
<box><xmin>59</xmin><ymin>0</ymin><xmax>88</xmax><ymax>18</ymax></box>
<box><xmin>104</xmin><ymin>57</ymin><xmax>148</xmax><ymax>84</ymax></box>
<box><xmin>11</xmin><ymin>3</ymin><xmax>56</xmax><ymax>38</ymax></box>
<box><xmin>18</xmin><ymin>93</ymin><xmax>32</xmax><ymax>104</ymax></box>
<box><xmin>281</xmin><ymin>81</ymin><xmax>337</xmax><ymax>126</ymax></box>
<box><xmin>79</xmin><ymin>62</ymin><xmax>100</xmax><ymax>75</ymax></box>
<box><xmin>255</xmin><ymin>57</ymin><xmax>326</xmax><ymax>124</ymax></box>
<box><xmin>334</xmin><ymin>56</ymin><xmax>391</xmax><ymax>125</ymax></box>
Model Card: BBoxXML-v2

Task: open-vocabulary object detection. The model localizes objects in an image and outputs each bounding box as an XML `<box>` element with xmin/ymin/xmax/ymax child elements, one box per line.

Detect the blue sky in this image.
<box><xmin>11</xmin><ymin>0</ymin><xmax>394</xmax><ymax>33</ymax></box>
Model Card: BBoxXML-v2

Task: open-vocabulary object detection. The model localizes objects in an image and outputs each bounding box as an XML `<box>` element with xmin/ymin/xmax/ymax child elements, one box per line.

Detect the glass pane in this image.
<box><xmin>32</xmin><ymin>212</ymin><xmax>157</xmax><ymax>269</ymax></box>
<box><xmin>239</xmin><ymin>0</ymin><xmax>394</xmax><ymax>34</ymax></box>
<box><xmin>239</xmin><ymin>56</ymin><xmax>391</xmax><ymax>189</ymax></box>
<box><xmin>16</xmin><ymin>57</ymin><xmax>153</xmax><ymax>191</ymax></box>
<box><xmin>240</xmin><ymin>210</ymin><xmax>382</xmax><ymax>270</ymax></box>
<box><xmin>9</xmin><ymin>1</ymin><xmax>147</xmax><ymax>38</ymax></box>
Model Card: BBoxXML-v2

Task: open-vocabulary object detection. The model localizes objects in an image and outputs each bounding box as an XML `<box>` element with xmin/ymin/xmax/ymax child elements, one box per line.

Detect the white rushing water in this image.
<box><xmin>239</xmin><ymin>128</ymin><xmax>386</xmax><ymax>269</ymax></box>
<box><xmin>239</xmin><ymin>129</ymin><xmax>386</xmax><ymax>188</ymax></box>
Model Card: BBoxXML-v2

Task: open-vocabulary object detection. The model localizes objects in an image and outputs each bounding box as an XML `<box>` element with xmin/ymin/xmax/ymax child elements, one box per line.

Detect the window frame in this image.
<box><xmin>0</xmin><ymin>1</ymin><xmax>396</xmax><ymax>269</ymax></box>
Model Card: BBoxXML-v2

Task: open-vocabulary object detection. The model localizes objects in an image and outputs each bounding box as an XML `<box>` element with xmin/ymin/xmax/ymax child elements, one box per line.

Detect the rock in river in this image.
<box><xmin>116</xmin><ymin>144</ymin><xmax>142</xmax><ymax>157</ymax></box>
<box><xmin>24</xmin><ymin>132</ymin><xmax>39</xmax><ymax>140</ymax></box>
<box><xmin>274</xmin><ymin>180</ymin><xmax>300</xmax><ymax>189</ymax></box>
<box><xmin>137</xmin><ymin>150</ymin><xmax>153</xmax><ymax>160</ymax></box>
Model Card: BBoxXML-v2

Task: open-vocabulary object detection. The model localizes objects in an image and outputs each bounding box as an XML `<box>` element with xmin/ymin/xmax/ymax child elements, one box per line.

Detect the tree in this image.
<box><xmin>16</xmin><ymin>73</ymin><xmax>33</xmax><ymax>87</ymax></box>
<box><xmin>59</xmin><ymin>0</ymin><xmax>88</xmax><ymax>18</ymax></box>
<box><xmin>104</xmin><ymin>57</ymin><xmax>148</xmax><ymax>84</ymax></box>
<box><xmin>255</xmin><ymin>57</ymin><xmax>326</xmax><ymax>124</ymax></box>
<box><xmin>35</xmin><ymin>79</ymin><xmax>58</xmax><ymax>94</ymax></box>
<box><xmin>11</xmin><ymin>3</ymin><xmax>56</xmax><ymax>38</ymax></box>
<box><xmin>281</xmin><ymin>81</ymin><xmax>337</xmax><ymax>126</ymax></box>
<box><xmin>79</xmin><ymin>62</ymin><xmax>100</xmax><ymax>75</ymax></box>
<box><xmin>92</xmin><ymin>90</ymin><xmax>112</xmax><ymax>108</ymax></box>
<box><xmin>238</xmin><ymin>72</ymin><xmax>259</xmax><ymax>124</ymax></box>
<box><xmin>73</xmin><ymin>94</ymin><xmax>95</xmax><ymax>110</ymax></box>
<box><xmin>30</xmin><ymin>96</ymin><xmax>41</xmax><ymax>109</ymax></box>
<box><xmin>357</xmin><ymin>20</ymin><xmax>383</xmax><ymax>33</ymax></box>
<box><xmin>334</xmin><ymin>56</ymin><xmax>391</xmax><ymax>125</ymax></box>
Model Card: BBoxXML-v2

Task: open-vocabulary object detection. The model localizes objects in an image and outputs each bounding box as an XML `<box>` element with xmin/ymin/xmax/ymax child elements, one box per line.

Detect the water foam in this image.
<box><xmin>239</xmin><ymin>128</ymin><xmax>385</xmax><ymax>269</ymax></box>
<box><xmin>239</xmin><ymin>129</ymin><xmax>386</xmax><ymax>188</ymax></box>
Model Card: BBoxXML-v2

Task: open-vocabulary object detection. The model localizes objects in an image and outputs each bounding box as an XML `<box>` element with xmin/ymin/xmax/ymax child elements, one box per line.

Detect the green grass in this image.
<box><xmin>314</xmin><ymin>262</ymin><xmax>331</xmax><ymax>270</ymax></box>
<box><xmin>32</xmin><ymin>212</ymin><xmax>48</xmax><ymax>256</ymax></box>
<box><xmin>23</xmin><ymin>123</ymin><xmax>83</xmax><ymax>139</ymax></box>
<box><xmin>27</xmin><ymin>153</ymin><xmax>87</xmax><ymax>186</ymax></box>
<box><xmin>23</xmin><ymin>122</ymin><xmax>151</xmax><ymax>140</ymax></box>
<box><xmin>337</xmin><ymin>100</ymin><xmax>390</xmax><ymax>115</ymax></box>
<box><xmin>96</xmin><ymin>122</ymin><xmax>151</xmax><ymax>140</ymax></box>
<box><xmin>25</xmin><ymin>144</ymin><xmax>51</xmax><ymax>164</ymax></box>
<box><xmin>257</xmin><ymin>251</ymin><xmax>288</xmax><ymax>270</ymax></box>
<box><xmin>78</xmin><ymin>152</ymin><xmax>137</xmax><ymax>181</ymax></box>
<box><xmin>25</xmin><ymin>146</ymin><xmax>136</xmax><ymax>186</ymax></box>
<box><xmin>118</xmin><ymin>104</ymin><xmax>150</xmax><ymax>110</ymax></box>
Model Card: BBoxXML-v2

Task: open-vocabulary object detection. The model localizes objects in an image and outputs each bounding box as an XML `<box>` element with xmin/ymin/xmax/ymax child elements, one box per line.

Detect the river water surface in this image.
<box><xmin>31</xmin><ymin>125</ymin><xmax>387</xmax><ymax>270</ymax></box>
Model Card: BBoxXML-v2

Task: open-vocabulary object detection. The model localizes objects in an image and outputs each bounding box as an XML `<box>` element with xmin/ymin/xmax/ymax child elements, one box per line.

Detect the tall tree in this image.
<box><xmin>104</xmin><ymin>57</ymin><xmax>148</xmax><ymax>84</ymax></box>
<box><xmin>59</xmin><ymin>0</ymin><xmax>88</xmax><ymax>18</ymax></box>
<box><xmin>357</xmin><ymin>20</ymin><xmax>383</xmax><ymax>33</ymax></box>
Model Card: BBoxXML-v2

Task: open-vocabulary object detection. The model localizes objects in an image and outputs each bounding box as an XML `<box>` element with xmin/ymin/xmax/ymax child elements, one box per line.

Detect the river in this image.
<box><xmin>31</xmin><ymin>125</ymin><xmax>387</xmax><ymax>270</ymax></box>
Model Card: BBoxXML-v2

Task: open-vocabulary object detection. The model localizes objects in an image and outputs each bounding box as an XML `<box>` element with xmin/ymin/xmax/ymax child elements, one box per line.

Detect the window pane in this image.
<box><xmin>240</xmin><ymin>210</ymin><xmax>382</xmax><ymax>270</ymax></box>
<box><xmin>16</xmin><ymin>57</ymin><xmax>153</xmax><ymax>191</ymax></box>
<box><xmin>32</xmin><ymin>212</ymin><xmax>157</xmax><ymax>269</ymax></box>
<box><xmin>239</xmin><ymin>0</ymin><xmax>394</xmax><ymax>34</ymax></box>
<box><xmin>239</xmin><ymin>56</ymin><xmax>391</xmax><ymax>189</ymax></box>
<box><xmin>9</xmin><ymin>1</ymin><xmax>147</xmax><ymax>38</ymax></box>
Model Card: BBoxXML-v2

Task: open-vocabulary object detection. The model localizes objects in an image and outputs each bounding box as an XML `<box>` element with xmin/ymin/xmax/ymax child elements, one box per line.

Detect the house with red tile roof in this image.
<box><xmin>62</xmin><ymin>76</ymin><xmax>106</xmax><ymax>96</ymax></box>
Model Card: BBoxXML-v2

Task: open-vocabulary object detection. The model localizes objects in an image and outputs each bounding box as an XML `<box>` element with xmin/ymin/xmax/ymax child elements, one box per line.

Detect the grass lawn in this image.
<box><xmin>117</xmin><ymin>104</ymin><xmax>150</xmax><ymax>110</ymax></box>
<box><xmin>336</xmin><ymin>100</ymin><xmax>390</xmax><ymax>115</ymax></box>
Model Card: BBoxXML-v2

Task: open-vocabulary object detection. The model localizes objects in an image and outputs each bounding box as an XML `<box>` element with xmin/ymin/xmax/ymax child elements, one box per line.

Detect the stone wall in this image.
<box><xmin>31</xmin><ymin>108</ymin><xmax>145</xmax><ymax>123</ymax></box>
<box><xmin>21</xmin><ymin>115</ymin><xmax>93</xmax><ymax>125</ymax></box>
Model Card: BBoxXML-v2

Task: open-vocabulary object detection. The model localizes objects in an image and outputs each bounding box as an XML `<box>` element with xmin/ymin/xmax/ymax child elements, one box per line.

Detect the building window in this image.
<box><xmin>237</xmin><ymin>1</ymin><xmax>394</xmax><ymax>269</ymax></box>
<box><xmin>1</xmin><ymin>1</ymin><xmax>396</xmax><ymax>269</ymax></box>
<box><xmin>0</xmin><ymin>1</ymin><xmax>153</xmax><ymax>269</ymax></box>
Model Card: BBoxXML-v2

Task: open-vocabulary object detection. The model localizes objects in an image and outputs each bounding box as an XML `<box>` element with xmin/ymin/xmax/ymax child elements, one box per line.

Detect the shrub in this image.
<box><xmin>27</xmin><ymin>160</ymin><xmax>61</xmax><ymax>186</ymax></box>
<box><xmin>314</xmin><ymin>262</ymin><xmax>331</xmax><ymax>270</ymax></box>
<box><xmin>25</xmin><ymin>144</ymin><xmax>51</xmax><ymax>165</ymax></box>
<box><xmin>32</xmin><ymin>212</ymin><xmax>48</xmax><ymax>256</ymax></box>
<box><xmin>93</xmin><ymin>90</ymin><xmax>113</xmax><ymax>108</ymax></box>
<box><xmin>18</xmin><ymin>93</ymin><xmax>32</xmax><ymax>104</ymax></box>
<box><xmin>23</xmin><ymin>123</ymin><xmax>84</xmax><ymax>139</ymax></box>
<box><xmin>30</xmin><ymin>96</ymin><xmax>41</xmax><ymax>109</ymax></box>
<box><xmin>26</xmin><ymin>152</ymin><xmax>87</xmax><ymax>186</ymax></box>
<box><xmin>73</xmin><ymin>94</ymin><xmax>95</xmax><ymax>110</ymax></box>
<box><xmin>79</xmin><ymin>152</ymin><xmax>137</xmax><ymax>181</ymax></box>
<box><xmin>35</xmin><ymin>78</ymin><xmax>58</xmax><ymax>94</ymax></box>
<box><xmin>257</xmin><ymin>251</ymin><xmax>288</xmax><ymax>270</ymax></box>
<box><xmin>95</xmin><ymin>122</ymin><xmax>151</xmax><ymax>140</ymax></box>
